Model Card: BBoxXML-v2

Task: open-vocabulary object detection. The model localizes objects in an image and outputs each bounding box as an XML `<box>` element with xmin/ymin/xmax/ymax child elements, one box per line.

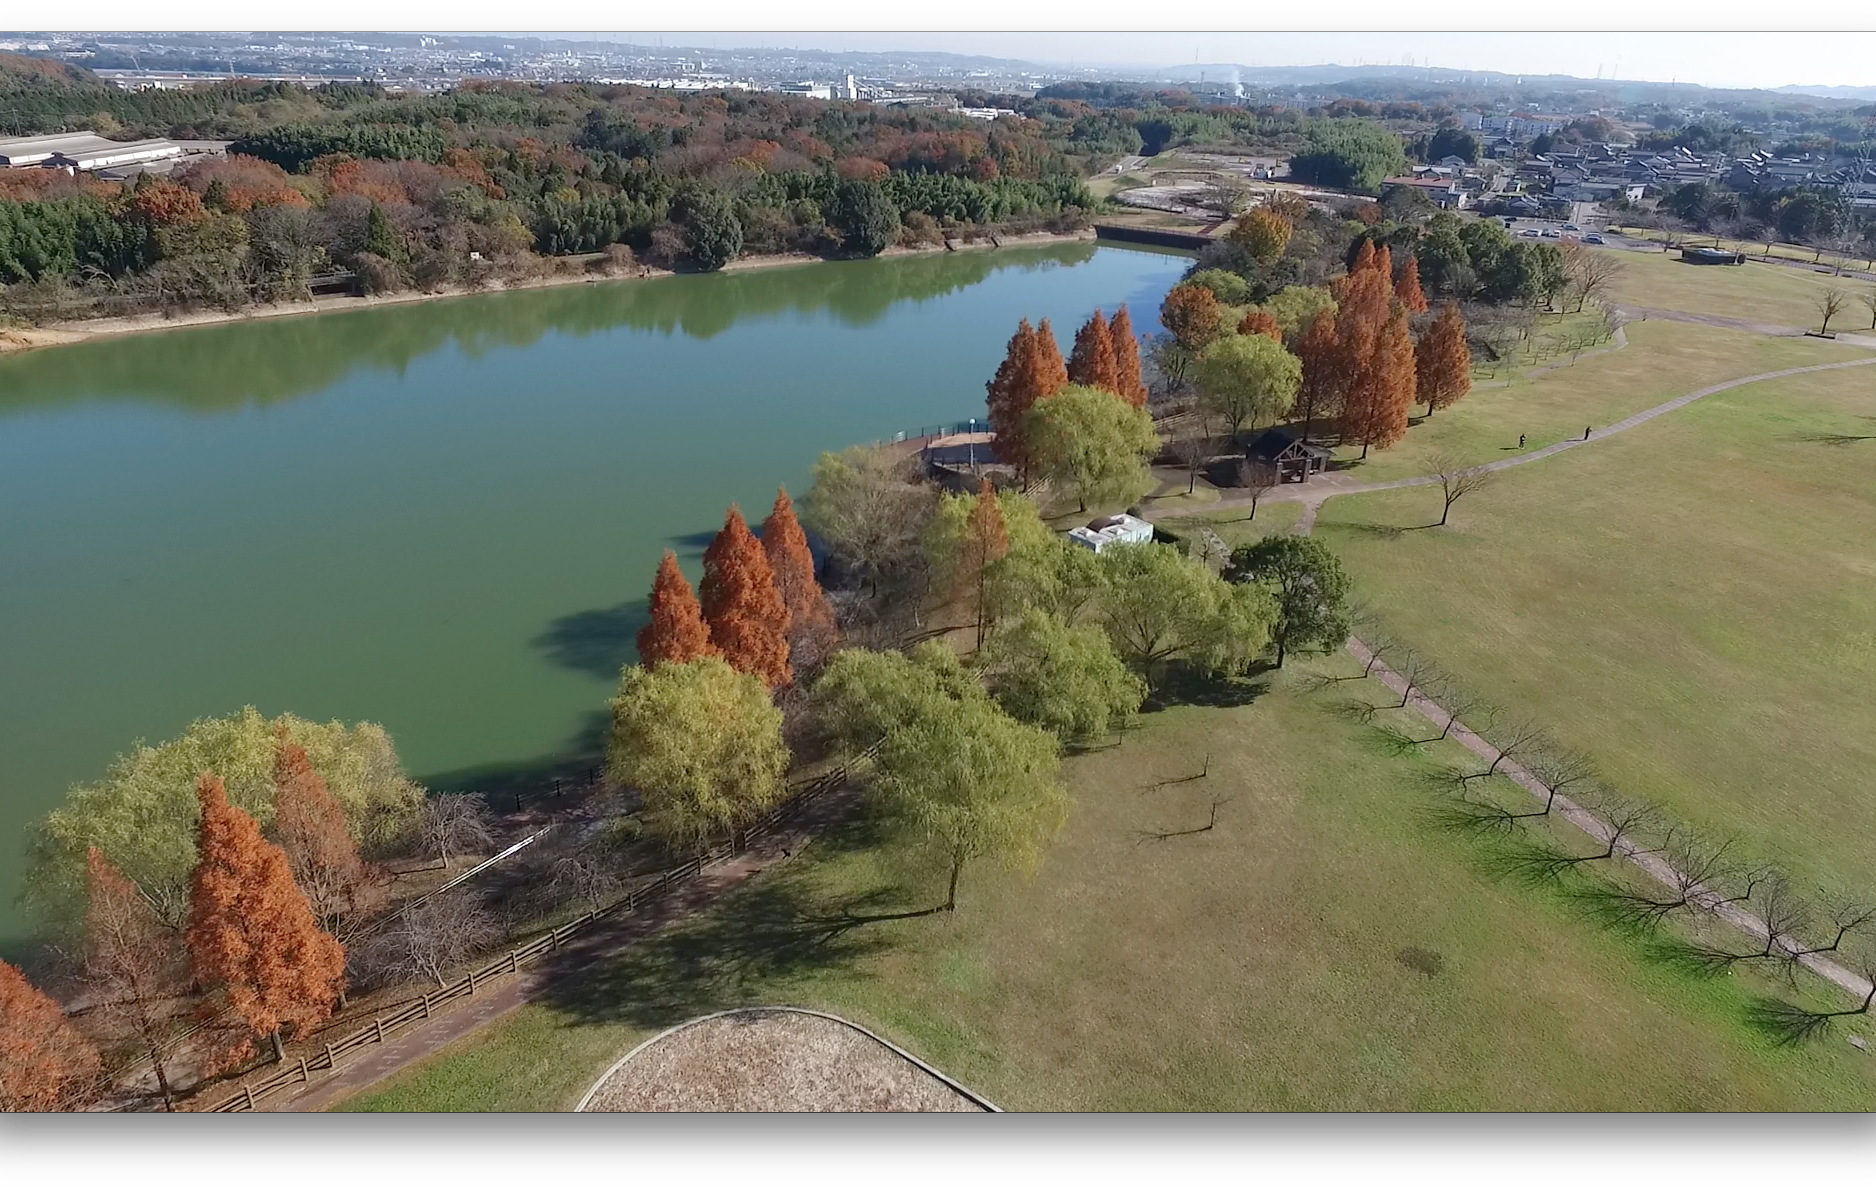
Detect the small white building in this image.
<box><xmin>1067</xmin><ymin>513</ymin><xmax>1154</xmax><ymax>553</ymax></box>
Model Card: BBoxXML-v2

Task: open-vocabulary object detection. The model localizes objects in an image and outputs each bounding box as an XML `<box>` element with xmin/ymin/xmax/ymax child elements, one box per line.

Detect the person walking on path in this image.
<box><xmin>1584</xmin><ymin>426</ymin><xmax>1592</xmax><ymax>440</ymax></box>
<box><xmin>1519</xmin><ymin>433</ymin><xmax>1526</xmax><ymax>449</ymax></box>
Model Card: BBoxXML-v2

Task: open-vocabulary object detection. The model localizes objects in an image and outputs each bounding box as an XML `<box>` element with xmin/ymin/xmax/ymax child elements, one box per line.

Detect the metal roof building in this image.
<box><xmin>0</xmin><ymin>131</ymin><xmax>184</xmax><ymax>171</ymax></box>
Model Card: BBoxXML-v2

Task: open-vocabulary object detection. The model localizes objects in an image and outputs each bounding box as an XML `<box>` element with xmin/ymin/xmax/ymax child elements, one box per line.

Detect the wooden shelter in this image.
<box><xmin>1244</xmin><ymin>429</ymin><xmax>1331</xmax><ymax>483</ymax></box>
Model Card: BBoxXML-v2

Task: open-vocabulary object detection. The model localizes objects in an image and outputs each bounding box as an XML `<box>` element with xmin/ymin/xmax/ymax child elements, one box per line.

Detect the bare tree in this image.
<box><xmin>421</xmin><ymin>793</ymin><xmax>496</xmax><ymax>871</ymax></box>
<box><xmin>1861</xmin><ymin>290</ymin><xmax>1876</xmax><ymax>331</ymax></box>
<box><xmin>1815</xmin><ymin>287</ymin><xmax>1850</xmax><ymax>334</ymax></box>
<box><xmin>545</xmin><ymin>852</ymin><xmax>625</xmax><ymax>914</ymax></box>
<box><xmin>1176</xmin><ymin>416</ymin><xmax>1216</xmax><ymax>496</ymax></box>
<box><xmin>357</xmin><ymin>889</ymin><xmax>499</xmax><ymax>990</ymax></box>
<box><xmin>1576</xmin><ymin>828</ymin><xmax>1736</xmax><ymax>929</ymax></box>
<box><xmin>1387</xmin><ymin>648</ymin><xmax>1443</xmax><ymax>710</ymax></box>
<box><xmin>1467</xmin><ymin>715</ymin><xmax>1547</xmax><ymax>780</ymax></box>
<box><xmin>1425</xmin><ymin>451</ymin><xmax>1495</xmax><ymax>526</ymax></box>
<box><xmin>1520</xmin><ymin>745</ymin><xmax>1601</xmax><ymax>816</ymax></box>
<box><xmin>1236</xmin><ymin>458</ymin><xmax>1277</xmax><ymax>520</ymax></box>
<box><xmin>1419</xmin><ymin>672</ymin><xmax>1494</xmax><ymax>741</ymax></box>
<box><xmin>84</xmin><ymin>867</ymin><xmax>189</xmax><ymax>1111</ymax></box>
<box><xmin>1198</xmin><ymin>176</ymin><xmax>1250</xmax><ymax>220</ymax></box>
<box><xmin>1559</xmin><ymin>240</ymin><xmax>1625</xmax><ymax>313</ymax></box>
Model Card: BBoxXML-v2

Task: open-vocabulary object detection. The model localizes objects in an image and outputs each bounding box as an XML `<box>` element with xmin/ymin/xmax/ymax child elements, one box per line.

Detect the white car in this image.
<box><xmin>1520</xmin><ymin>228</ymin><xmax>1541</xmax><ymax>237</ymax></box>
<box><xmin>1541</xmin><ymin>229</ymin><xmax>1562</xmax><ymax>238</ymax></box>
<box><xmin>1561</xmin><ymin>223</ymin><xmax>1580</xmax><ymax>232</ymax></box>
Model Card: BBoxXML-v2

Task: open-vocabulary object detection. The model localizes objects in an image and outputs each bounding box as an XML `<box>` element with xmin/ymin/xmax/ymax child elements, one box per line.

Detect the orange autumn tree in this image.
<box><xmin>1160</xmin><ymin>283</ymin><xmax>1223</xmax><ymax>353</ymax></box>
<box><xmin>1415</xmin><ymin>301</ymin><xmax>1473</xmax><ymax>415</ymax></box>
<box><xmin>638</xmin><ymin>551</ymin><xmax>719</xmax><ymax>667</ymax></box>
<box><xmin>1294</xmin><ymin>309</ymin><xmax>1343</xmax><ymax>444</ymax></box>
<box><xmin>0</xmin><ymin>958</ymin><xmax>100</xmax><ymax>1112</ymax></box>
<box><xmin>700</xmin><ymin>506</ymin><xmax>792</xmax><ymax>689</ymax></box>
<box><xmin>272</xmin><ymin>730</ymin><xmax>368</xmax><ymax>933</ymax></box>
<box><xmin>1229</xmin><ymin>207</ymin><xmax>1293</xmax><ymax>262</ymax></box>
<box><xmin>762</xmin><ymin>488</ymin><xmax>838</xmax><ymax>673</ymax></box>
<box><xmin>1344</xmin><ymin>310</ymin><xmax>1416</xmax><ymax>456</ymax></box>
<box><xmin>1108</xmin><ymin>305</ymin><xmax>1149</xmax><ymax>406</ymax></box>
<box><xmin>1067</xmin><ymin>308</ymin><xmax>1120</xmax><ymax>394</ymax></box>
<box><xmin>186</xmin><ymin>773</ymin><xmax>346</xmax><ymax>1065</ymax></box>
<box><xmin>962</xmin><ymin>476</ymin><xmax>1011</xmax><ymax>647</ymax></box>
<box><xmin>1396</xmin><ymin>255</ymin><xmax>1430</xmax><ymax>313</ymax></box>
<box><xmin>985</xmin><ymin>318</ymin><xmax>1069</xmax><ymax>483</ymax></box>
<box><xmin>1350</xmin><ymin>238</ymin><xmax>1378</xmax><ymax>276</ymax></box>
<box><xmin>1237</xmin><ymin>309</ymin><xmax>1284</xmax><ymax>342</ymax></box>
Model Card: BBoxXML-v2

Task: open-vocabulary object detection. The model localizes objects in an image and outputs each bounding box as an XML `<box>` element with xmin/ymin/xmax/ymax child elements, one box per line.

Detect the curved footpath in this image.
<box><xmin>1260</xmin><ymin>341</ymin><xmax>1876</xmax><ymax>1005</ymax></box>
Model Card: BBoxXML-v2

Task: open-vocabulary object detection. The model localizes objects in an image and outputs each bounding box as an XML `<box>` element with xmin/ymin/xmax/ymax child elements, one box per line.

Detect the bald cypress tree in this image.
<box><xmin>762</xmin><ymin>487</ymin><xmax>838</xmax><ymax>674</ymax></box>
<box><xmin>700</xmin><ymin>506</ymin><xmax>792</xmax><ymax>689</ymax></box>
<box><xmin>0</xmin><ymin>957</ymin><xmax>100</xmax><ymax>1112</ymax></box>
<box><xmin>1396</xmin><ymin>255</ymin><xmax>1430</xmax><ymax>313</ymax></box>
<box><xmin>1108</xmin><ymin>304</ymin><xmax>1149</xmax><ymax>407</ymax></box>
<box><xmin>272</xmin><ymin>730</ymin><xmax>367</xmax><ymax>934</ymax></box>
<box><xmin>1068</xmin><ymin>308</ymin><xmax>1120</xmax><ymax>394</ymax></box>
<box><xmin>638</xmin><ymin>551</ymin><xmax>719</xmax><ymax>668</ymax></box>
<box><xmin>1415</xmin><ymin>302</ymin><xmax>1473</xmax><ymax>415</ymax></box>
<box><xmin>187</xmin><ymin>773</ymin><xmax>346</xmax><ymax>1064</ymax></box>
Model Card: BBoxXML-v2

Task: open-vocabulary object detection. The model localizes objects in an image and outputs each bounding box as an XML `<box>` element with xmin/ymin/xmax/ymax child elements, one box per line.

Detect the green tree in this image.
<box><xmin>871</xmin><ymin>694</ymin><xmax>1068</xmax><ymax>913</ymax></box>
<box><xmin>828</xmin><ymin>178</ymin><xmax>901</xmax><ymax>257</ymax></box>
<box><xmin>1427</xmin><ymin>127</ymin><xmax>1479</xmax><ymax>163</ymax></box>
<box><xmin>1195</xmin><ymin>332</ymin><xmax>1304</xmax><ymax>441</ymax></box>
<box><xmin>1224</xmin><ymin>536</ymin><xmax>1352</xmax><ymax>667</ymax></box>
<box><xmin>982</xmin><ymin>607</ymin><xmax>1145</xmax><ymax>741</ymax></box>
<box><xmin>922</xmin><ymin>485</ymin><xmax>1053</xmax><ymax>633</ymax></box>
<box><xmin>987</xmin><ymin>534</ymin><xmax>1108</xmax><ymax>626</ymax></box>
<box><xmin>810</xmin><ymin>642</ymin><xmax>985</xmax><ymax>757</ymax></box>
<box><xmin>26</xmin><ymin>709</ymin><xmax>422</xmax><ymax>934</ymax></box>
<box><xmin>1027</xmin><ymin>384</ymin><xmax>1160</xmax><ymax>513</ymax></box>
<box><xmin>1255</xmin><ymin>285</ymin><xmax>1338</xmax><ymax>338</ymax></box>
<box><xmin>1287</xmin><ymin>119</ymin><xmax>1409</xmax><ymax>194</ymax></box>
<box><xmin>606</xmin><ymin>657</ymin><xmax>788</xmax><ymax>847</ymax></box>
<box><xmin>363</xmin><ymin>202</ymin><xmax>406</xmax><ymax>265</ymax></box>
<box><xmin>1093</xmin><ymin>542</ymin><xmax>1275</xmax><ymax>688</ymax></box>
<box><xmin>678</xmin><ymin>190</ymin><xmax>744</xmax><ymax>271</ymax></box>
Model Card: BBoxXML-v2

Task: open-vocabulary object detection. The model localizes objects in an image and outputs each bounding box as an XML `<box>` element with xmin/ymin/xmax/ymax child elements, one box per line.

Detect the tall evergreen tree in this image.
<box><xmin>272</xmin><ymin>731</ymin><xmax>367</xmax><ymax>933</ymax></box>
<box><xmin>700</xmin><ymin>506</ymin><xmax>793</xmax><ymax>689</ymax></box>
<box><xmin>762</xmin><ymin>488</ymin><xmax>839</xmax><ymax>674</ymax></box>
<box><xmin>186</xmin><ymin>773</ymin><xmax>346</xmax><ymax>1064</ymax></box>
<box><xmin>1067</xmin><ymin>308</ymin><xmax>1120</xmax><ymax>394</ymax></box>
<box><xmin>1108</xmin><ymin>304</ymin><xmax>1149</xmax><ymax>406</ymax></box>
<box><xmin>0</xmin><ymin>957</ymin><xmax>100</xmax><ymax>1112</ymax></box>
<box><xmin>638</xmin><ymin>551</ymin><xmax>720</xmax><ymax>668</ymax></box>
<box><xmin>1415</xmin><ymin>302</ymin><xmax>1473</xmax><ymax>415</ymax></box>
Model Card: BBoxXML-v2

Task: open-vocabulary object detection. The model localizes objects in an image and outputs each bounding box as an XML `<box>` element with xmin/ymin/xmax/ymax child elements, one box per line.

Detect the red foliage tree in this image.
<box><xmin>986</xmin><ymin>317</ymin><xmax>1069</xmax><ymax>482</ymax></box>
<box><xmin>699</xmin><ymin>506</ymin><xmax>793</xmax><ymax>689</ymax></box>
<box><xmin>1415</xmin><ymin>301</ymin><xmax>1473</xmax><ymax>415</ymax></box>
<box><xmin>1351</xmin><ymin>238</ymin><xmax>1378</xmax><ymax>275</ymax></box>
<box><xmin>1294</xmin><ymin>309</ymin><xmax>1344</xmax><ymax>444</ymax></box>
<box><xmin>637</xmin><ymin>551</ymin><xmax>720</xmax><ymax>668</ymax></box>
<box><xmin>762</xmin><ymin>488</ymin><xmax>839</xmax><ymax>674</ymax></box>
<box><xmin>1344</xmin><ymin>310</ymin><xmax>1416</xmax><ymax>456</ymax></box>
<box><xmin>0</xmin><ymin>957</ymin><xmax>100</xmax><ymax>1112</ymax></box>
<box><xmin>1067</xmin><ymin>309</ymin><xmax>1120</xmax><ymax>394</ymax></box>
<box><xmin>1160</xmin><ymin>284</ymin><xmax>1223</xmax><ymax>352</ymax></box>
<box><xmin>1237</xmin><ymin>309</ymin><xmax>1284</xmax><ymax>342</ymax></box>
<box><xmin>1371</xmin><ymin>243</ymin><xmax>1394</xmax><ymax>283</ymax></box>
<box><xmin>272</xmin><ymin>730</ymin><xmax>368</xmax><ymax>933</ymax></box>
<box><xmin>1108</xmin><ymin>305</ymin><xmax>1149</xmax><ymax>406</ymax></box>
<box><xmin>129</xmin><ymin>179</ymin><xmax>207</xmax><ymax>228</ymax></box>
<box><xmin>1033</xmin><ymin>317</ymin><xmax>1069</xmax><ymax>394</ymax></box>
<box><xmin>1396</xmin><ymin>255</ymin><xmax>1430</xmax><ymax>313</ymax></box>
<box><xmin>186</xmin><ymin>773</ymin><xmax>347</xmax><ymax>1064</ymax></box>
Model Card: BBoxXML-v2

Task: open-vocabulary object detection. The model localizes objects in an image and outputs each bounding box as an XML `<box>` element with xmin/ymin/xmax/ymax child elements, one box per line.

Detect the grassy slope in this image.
<box><xmin>1318</xmin><ymin>320</ymin><xmax>1870</xmax><ymax>483</ymax></box>
<box><xmin>1316</xmin><ymin>364</ymin><xmax>1876</xmax><ymax>896</ymax></box>
<box><xmin>339</xmin><ymin>667</ymin><xmax>1876</xmax><ymax>1112</ymax></box>
<box><xmin>1604</xmin><ymin>249</ymin><xmax>1871</xmax><ymax>329</ymax></box>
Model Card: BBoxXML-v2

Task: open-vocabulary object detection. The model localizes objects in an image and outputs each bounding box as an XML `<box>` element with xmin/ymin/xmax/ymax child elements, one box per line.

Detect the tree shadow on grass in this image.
<box><xmin>1335</xmin><ymin>522</ymin><xmax>1411</xmax><ymax>541</ymax></box>
<box><xmin>533</xmin><ymin>599</ymin><xmax>648</xmax><ymax>679</ymax></box>
<box><xmin>533</xmin><ymin>850</ymin><xmax>906</xmax><ymax>1033</ymax></box>
<box><xmin>1144</xmin><ymin>666</ymin><xmax>1271</xmax><ymax>711</ymax></box>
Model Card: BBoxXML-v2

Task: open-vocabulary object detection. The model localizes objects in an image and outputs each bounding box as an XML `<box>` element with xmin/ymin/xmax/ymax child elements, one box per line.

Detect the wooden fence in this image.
<box><xmin>202</xmin><ymin>758</ymin><xmax>859</xmax><ymax>1113</ymax></box>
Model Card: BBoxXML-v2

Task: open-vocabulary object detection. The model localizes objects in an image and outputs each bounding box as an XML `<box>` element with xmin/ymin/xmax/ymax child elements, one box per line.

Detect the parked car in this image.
<box><xmin>1520</xmin><ymin>228</ymin><xmax>1541</xmax><ymax>238</ymax></box>
<box><xmin>1583</xmin><ymin>233</ymin><xmax>1606</xmax><ymax>245</ymax></box>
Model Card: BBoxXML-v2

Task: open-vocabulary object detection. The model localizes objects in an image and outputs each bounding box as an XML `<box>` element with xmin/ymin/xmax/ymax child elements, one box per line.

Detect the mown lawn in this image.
<box><xmin>1312</xmin><ymin>320</ymin><xmax>1871</xmax><ymax>484</ymax></box>
<box><xmin>1316</xmin><ymin>362</ymin><xmax>1876</xmax><ymax>898</ymax></box>
<box><xmin>339</xmin><ymin>663</ymin><xmax>1876</xmax><ymax>1112</ymax></box>
<box><xmin>1603</xmin><ymin>247</ymin><xmax>1871</xmax><ymax>330</ymax></box>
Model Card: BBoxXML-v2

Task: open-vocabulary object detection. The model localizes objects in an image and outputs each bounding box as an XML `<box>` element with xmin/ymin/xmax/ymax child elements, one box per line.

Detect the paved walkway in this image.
<box><xmin>1154</xmin><ymin>354</ymin><xmax>1876</xmax><ymax>521</ymax></box>
<box><xmin>274</xmin><ymin>790</ymin><xmax>860</xmax><ymax>1111</ymax></box>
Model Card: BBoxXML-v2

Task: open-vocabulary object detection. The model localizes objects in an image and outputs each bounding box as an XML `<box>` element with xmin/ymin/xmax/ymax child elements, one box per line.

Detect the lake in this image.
<box><xmin>0</xmin><ymin>241</ymin><xmax>1188</xmax><ymax>948</ymax></box>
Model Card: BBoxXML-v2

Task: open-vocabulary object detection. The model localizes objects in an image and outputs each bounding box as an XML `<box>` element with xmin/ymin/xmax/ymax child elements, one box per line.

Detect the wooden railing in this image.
<box><xmin>202</xmin><ymin>757</ymin><xmax>863</xmax><ymax>1112</ymax></box>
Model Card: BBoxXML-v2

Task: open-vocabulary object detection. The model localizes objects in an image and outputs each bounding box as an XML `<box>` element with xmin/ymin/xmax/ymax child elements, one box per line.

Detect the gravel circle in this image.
<box><xmin>579</xmin><ymin>1008</ymin><xmax>987</xmax><ymax>1112</ymax></box>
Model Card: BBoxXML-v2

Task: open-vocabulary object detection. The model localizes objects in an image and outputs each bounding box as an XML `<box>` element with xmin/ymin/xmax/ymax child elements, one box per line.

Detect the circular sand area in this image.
<box><xmin>577</xmin><ymin>1008</ymin><xmax>992</xmax><ymax>1112</ymax></box>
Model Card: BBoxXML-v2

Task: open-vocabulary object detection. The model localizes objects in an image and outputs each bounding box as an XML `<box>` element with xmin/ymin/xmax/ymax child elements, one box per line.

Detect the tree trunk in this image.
<box><xmin>149</xmin><ymin>1042</ymin><xmax>175</xmax><ymax>1111</ymax></box>
<box><xmin>1440</xmin><ymin>498</ymin><xmax>1452</xmax><ymax>526</ymax></box>
<box><xmin>944</xmin><ymin>853</ymin><xmax>963</xmax><ymax>913</ymax></box>
<box><xmin>272</xmin><ymin>1029</ymin><xmax>286</xmax><ymax>1065</ymax></box>
<box><xmin>1275</xmin><ymin>635</ymin><xmax>1287</xmax><ymax>667</ymax></box>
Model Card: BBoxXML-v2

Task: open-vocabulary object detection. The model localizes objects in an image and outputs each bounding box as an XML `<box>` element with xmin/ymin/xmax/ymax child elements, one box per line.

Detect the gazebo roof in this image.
<box><xmin>1245</xmin><ymin>429</ymin><xmax>1331</xmax><ymax>462</ymax></box>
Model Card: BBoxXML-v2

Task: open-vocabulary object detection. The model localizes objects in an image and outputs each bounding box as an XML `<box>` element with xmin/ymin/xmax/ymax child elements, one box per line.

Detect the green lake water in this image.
<box><xmin>0</xmin><ymin>242</ymin><xmax>1187</xmax><ymax>948</ymax></box>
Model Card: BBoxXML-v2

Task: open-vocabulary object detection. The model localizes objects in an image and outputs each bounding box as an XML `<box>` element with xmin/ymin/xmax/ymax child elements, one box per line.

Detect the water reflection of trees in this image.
<box><xmin>0</xmin><ymin>244</ymin><xmax>1100</xmax><ymax>415</ymax></box>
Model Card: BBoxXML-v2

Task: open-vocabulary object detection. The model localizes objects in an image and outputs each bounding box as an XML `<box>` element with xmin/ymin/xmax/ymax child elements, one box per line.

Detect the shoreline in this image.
<box><xmin>0</xmin><ymin>229</ymin><xmax>1098</xmax><ymax>356</ymax></box>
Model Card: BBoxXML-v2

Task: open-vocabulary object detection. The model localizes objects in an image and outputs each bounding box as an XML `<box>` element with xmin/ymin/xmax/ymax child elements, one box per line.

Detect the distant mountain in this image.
<box><xmin>1774</xmin><ymin>83</ymin><xmax>1876</xmax><ymax>100</ymax></box>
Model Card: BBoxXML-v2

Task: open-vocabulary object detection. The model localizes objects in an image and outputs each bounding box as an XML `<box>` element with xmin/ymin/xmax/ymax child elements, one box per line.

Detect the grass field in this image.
<box><xmin>1316</xmin><ymin>320</ymin><xmax>1872</xmax><ymax>483</ymax></box>
<box><xmin>1315</xmin><ymin>362</ymin><xmax>1876</xmax><ymax>898</ymax></box>
<box><xmin>1602</xmin><ymin>248</ymin><xmax>1874</xmax><ymax>330</ymax></box>
<box><xmin>338</xmin><ymin>663</ymin><xmax>1876</xmax><ymax>1113</ymax></box>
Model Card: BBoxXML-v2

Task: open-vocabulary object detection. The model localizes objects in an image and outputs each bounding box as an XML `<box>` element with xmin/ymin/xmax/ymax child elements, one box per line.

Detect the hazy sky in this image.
<box><xmin>582</xmin><ymin>32</ymin><xmax>1876</xmax><ymax>90</ymax></box>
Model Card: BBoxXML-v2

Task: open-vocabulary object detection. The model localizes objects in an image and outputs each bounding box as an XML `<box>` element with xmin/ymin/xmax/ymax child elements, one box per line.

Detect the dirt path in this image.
<box><xmin>274</xmin><ymin>790</ymin><xmax>860</xmax><ymax>1111</ymax></box>
<box><xmin>1157</xmin><ymin>354</ymin><xmax>1876</xmax><ymax>520</ymax></box>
